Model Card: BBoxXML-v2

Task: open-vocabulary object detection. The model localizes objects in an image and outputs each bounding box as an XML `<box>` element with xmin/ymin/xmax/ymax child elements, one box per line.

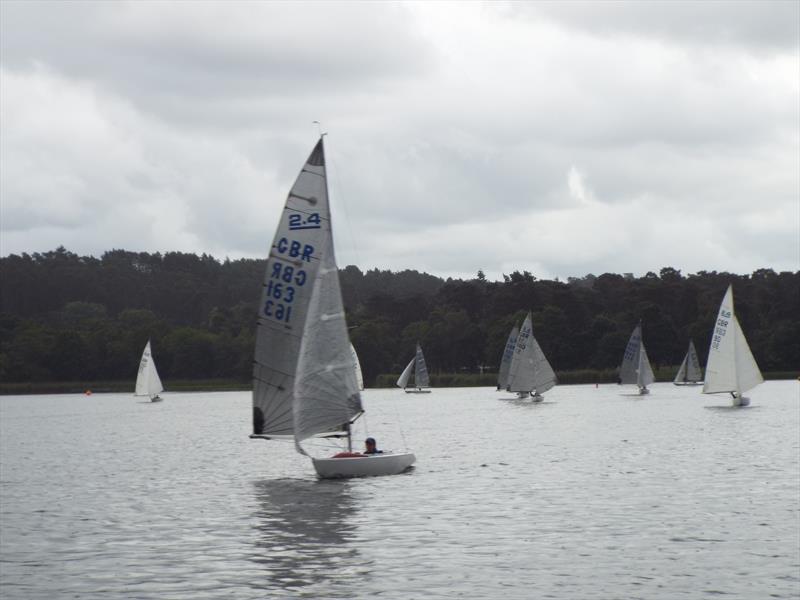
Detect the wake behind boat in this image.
<box><xmin>250</xmin><ymin>137</ymin><xmax>415</xmax><ymax>478</ymax></box>
<box><xmin>702</xmin><ymin>285</ymin><xmax>763</xmax><ymax>407</ymax></box>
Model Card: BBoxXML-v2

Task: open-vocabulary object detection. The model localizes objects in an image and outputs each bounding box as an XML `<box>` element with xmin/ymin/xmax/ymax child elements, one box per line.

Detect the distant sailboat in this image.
<box><xmin>497</xmin><ymin>324</ymin><xmax>519</xmax><ymax>391</ymax></box>
<box><xmin>506</xmin><ymin>312</ymin><xmax>556</xmax><ymax>401</ymax></box>
<box><xmin>249</xmin><ymin>138</ymin><xmax>415</xmax><ymax>478</ymax></box>
<box><xmin>350</xmin><ymin>343</ymin><xmax>365</xmax><ymax>391</ymax></box>
<box><xmin>674</xmin><ymin>340</ymin><xmax>703</xmax><ymax>386</ymax></box>
<box><xmin>397</xmin><ymin>343</ymin><xmax>432</xmax><ymax>393</ymax></box>
<box><xmin>135</xmin><ymin>340</ymin><xmax>163</xmax><ymax>402</ymax></box>
<box><xmin>619</xmin><ymin>322</ymin><xmax>655</xmax><ymax>395</ymax></box>
<box><xmin>703</xmin><ymin>285</ymin><xmax>763</xmax><ymax>407</ymax></box>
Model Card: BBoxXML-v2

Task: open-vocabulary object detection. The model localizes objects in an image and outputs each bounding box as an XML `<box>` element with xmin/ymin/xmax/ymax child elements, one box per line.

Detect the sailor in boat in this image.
<box><xmin>364</xmin><ymin>437</ymin><xmax>383</xmax><ymax>455</ymax></box>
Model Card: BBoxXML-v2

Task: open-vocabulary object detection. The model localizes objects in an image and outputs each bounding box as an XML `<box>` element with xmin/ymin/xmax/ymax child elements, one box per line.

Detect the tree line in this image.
<box><xmin>1</xmin><ymin>247</ymin><xmax>797</xmax><ymax>386</ymax></box>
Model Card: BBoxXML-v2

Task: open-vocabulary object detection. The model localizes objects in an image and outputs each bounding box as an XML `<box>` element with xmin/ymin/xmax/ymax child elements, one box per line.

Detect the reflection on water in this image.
<box><xmin>250</xmin><ymin>478</ymin><xmax>366</xmax><ymax>595</ymax></box>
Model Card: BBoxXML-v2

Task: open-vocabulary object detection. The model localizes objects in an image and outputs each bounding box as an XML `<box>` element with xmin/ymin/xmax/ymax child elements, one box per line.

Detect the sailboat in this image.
<box><xmin>506</xmin><ymin>312</ymin><xmax>557</xmax><ymax>401</ymax></box>
<box><xmin>673</xmin><ymin>340</ymin><xmax>703</xmax><ymax>386</ymax></box>
<box><xmin>619</xmin><ymin>322</ymin><xmax>655</xmax><ymax>395</ymax></box>
<box><xmin>396</xmin><ymin>343</ymin><xmax>432</xmax><ymax>393</ymax></box>
<box><xmin>250</xmin><ymin>138</ymin><xmax>415</xmax><ymax>478</ymax></box>
<box><xmin>702</xmin><ymin>285</ymin><xmax>763</xmax><ymax>407</ymax></box>
<box><xmin>496</xmin><ymin>324</ymin><xmax>519</xmax><ymax>391</ymax></box>
<box><xmin>135</xmin><ymin>340</ymin><xmax>163</xmax><ymax>402</ymax></box>
<box><xmin>350</xmin><ymin>343</ymin><xmax>365</xmax><ymax>391</ymax></box>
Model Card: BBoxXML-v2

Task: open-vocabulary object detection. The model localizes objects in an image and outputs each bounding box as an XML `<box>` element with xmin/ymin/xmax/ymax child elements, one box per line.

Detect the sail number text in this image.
<box><xmin>288</xmin><ymin>212</ymin><xmax>321</xmax><ymax>230</ymax></box>
<box><xmin>711</xmin><ymin>309</ymin><xmax>732</xmax><ymax>350</ymax></box>
<box><xmin>263</xmin><ymin>261</ymin><xmax>309</xmax><ymax>323</ymax></box>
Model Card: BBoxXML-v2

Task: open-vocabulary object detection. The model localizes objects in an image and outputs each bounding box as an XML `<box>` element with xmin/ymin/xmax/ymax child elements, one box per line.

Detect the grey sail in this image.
<box><xmin>414</xmin><ymin>343</ymin><xmax>430</xmax><ymax>388</ymax></box>
<box><xmin>252</xmin><ymin>140</ymin><xmax>329</xmax><ymax>437</ymax></box>
<box><xmin>529</xmin><ymin>334</ymin><xmax>557</xmax><ymax>394</ymax></box>
<box><xmin>508</xmin><ymin>312</ymin><xmax>556</xmax><ymax>394</ymax></box>
<box><xmin>637</xmin><ymin>342</ymin><xmax>655</xmax><ymax>388</ymax></box>
<box><xmin>675</xmin><ymin>340</ymin><xmax>702</xmax><ymax>383</ymax></box>
<box><xmin>293</xmin><ymin>235</ymin><xmax>363</xmax><ymax>447</ymax></box>
<box><xmin>619</xmin><ymin>323</ymin><xmax>644</xmax><ymax>385</ymax></box>
<box><xmin>497</xmin><ymin>325</ymin><xmax>519</xmax><ymax>390</ymax></box>
<box><xmin>396</xmin><ymin>358</ymin><xmax>415</xmax><ymax>388</ymax></box>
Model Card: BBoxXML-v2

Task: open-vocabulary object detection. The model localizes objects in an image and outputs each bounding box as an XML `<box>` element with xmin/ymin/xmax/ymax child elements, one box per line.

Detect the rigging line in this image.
<box><xmin>392</xmin><ymin>393</ymin><xmax>410</xmax><ymax>452</ymax></box>
<box><xmin>326</xmin><ymin>136</ymin><xmax>363</xmax><ymax>272</ymax></box>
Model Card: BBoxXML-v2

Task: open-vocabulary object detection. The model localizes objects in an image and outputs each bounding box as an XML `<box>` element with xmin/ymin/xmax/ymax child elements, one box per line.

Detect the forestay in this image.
<box><xmin>293</xmin><ymin>236</ymin><xmax>363</xmax><ymax>447</ymax></box>
<box><xmin>135</xmin><ymin>340</ymin><xmax>163</xmax><ymax>397</ymax></box>
<box><xmin>703</xmin><ymin>285</ymin><xmax>763</xmax><ymax>396</ymax></box>
<box><xmin>252</xmin><ymin>140</ymin><xmax>330</xmax><ymax>437</ymax></box>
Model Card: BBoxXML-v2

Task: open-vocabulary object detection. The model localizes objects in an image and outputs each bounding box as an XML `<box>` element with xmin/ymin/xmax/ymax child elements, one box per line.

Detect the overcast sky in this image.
<box><xmin>1</xmin><ymin>1</ymin><xmax>798</xmax><ymax>281</ymax></box>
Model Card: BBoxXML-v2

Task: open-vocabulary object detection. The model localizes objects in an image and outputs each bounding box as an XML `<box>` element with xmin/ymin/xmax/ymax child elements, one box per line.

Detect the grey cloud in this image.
<box><xmin>516</xmin><ymin>0</ymin><xmax>800</xmax><ymax>51</ymax></box>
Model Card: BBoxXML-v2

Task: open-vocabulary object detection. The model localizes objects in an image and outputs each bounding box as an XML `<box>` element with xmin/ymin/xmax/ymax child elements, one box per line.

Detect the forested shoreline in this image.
<box><xmin>1</xmin><ymin>247</ymin><xmax>797</xmax><ymax>390</ymax></box>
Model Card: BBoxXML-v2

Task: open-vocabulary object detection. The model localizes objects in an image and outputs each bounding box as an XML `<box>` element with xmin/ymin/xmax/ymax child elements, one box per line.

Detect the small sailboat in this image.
<box><xmin>396</xmin><ymin>343</ymin><xmax>432</xmax><ymax>393</ymax></box>
<box><xmin>619</xmin><ymin>322</ymin><xmax>655</xmax><ymax>395</ymax></box>
<box><xmin>506</xmin><ymin>312</ymin><xmax>556</xmax><ymax>401</ymax></box>
<box><xmin>250</xmin><ymin>138</ymin><xmax>415</xmax><ymax>478</ymax></box>
<box><xmin>674</xmin><ymin>340</ymin><xmax>703</xmax><ymax>386</ymax></box>
<box><xmin>350</xmin><ymin>343</ymin><xmax>365</xmax><ymax>391</ymax></box>
<box><xmin>703</xmin><ymin>285</ymin><xmax>763</xmax><ymax>407</ymax></box>
<box><xmin>135</xmin><ymin>340</ymin><xmax>163</xmax><ymax>402</ymax></box>
<box><xmin>496</xmin><ymin>324</ymin><xmax>519</xmax><ymax>391</ymax></box>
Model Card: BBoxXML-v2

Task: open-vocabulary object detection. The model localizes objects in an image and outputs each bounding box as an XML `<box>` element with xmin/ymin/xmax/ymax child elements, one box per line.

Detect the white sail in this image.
<box><xmin>674</xmin><ymin>340</ymin><xmax>702</xmax><ymax>383</ymax></box>
<box><xmin>135</xmin><ymin>340</ymin><xmax>163</xmax><ymax>398</ymax></box>
<box><xmin>497</xmin><ymin>325</ymin><xmax>519</xmax><ymax>390</ymax></box>
<box><xmin>703</xmin><ymin>285</ymin><xmax>763</xmax><ymax>396</ymax></box>
<box><xmin>396</xmin><ymin>358</ymin><xmax>415</xmax><ymax>388</ymax></box>
<box><xmin>293</xmin><ymin>236</ymin><xmax>363</xmax><ymax>446</ymax></box>
<box><xmin>350</xmin><ymin>343</ymin><xmax>365</xmax><ymax>390</ymax></box>
<box><xmin>530</xmin><ymin>334</ymin><xmax>558</xmax><ymax>394</ymax></box>
<box><xmin>414</xmin><ymin>343</ymin><xmax>430</xmax><ymax>388</ymax></box>
<box><xmin>252</xmin><ymin>140</ymin><xmax>329</xmax><ymax>437</ymax></box>
<box><xmin>637</xmin><ymin>342</ymin><xmax>655</xmax><ymax>388</ymax></box>
<box><xmin>506</xmin><ymin>312</ymin><xmax>554</xmax><ymax>394</ymax></box>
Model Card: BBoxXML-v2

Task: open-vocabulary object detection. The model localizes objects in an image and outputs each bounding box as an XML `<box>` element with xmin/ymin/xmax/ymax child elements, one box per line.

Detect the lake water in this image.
<box><xmin>1</xmin><ymin>381</ymin><xmax>798</xmax><ymax>599</ymax></box>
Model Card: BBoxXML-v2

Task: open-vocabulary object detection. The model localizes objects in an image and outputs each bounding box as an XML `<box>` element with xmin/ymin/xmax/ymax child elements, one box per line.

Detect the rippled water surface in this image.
<box><xmin>1</xmin><ymin>381</ymin><xmax>798</xmax><ymax>599</ymax></box>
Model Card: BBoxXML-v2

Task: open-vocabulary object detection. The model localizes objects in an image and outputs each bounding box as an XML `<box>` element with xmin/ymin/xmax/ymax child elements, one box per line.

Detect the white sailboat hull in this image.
<box><xmin>673</xmin><ymin>382</ymin><xmax>703</xmax><ymax>387</ymax></box>
<box><xmin>404</xmin><ymin>389</ymin><xmax>431</xmax><ymax>394</ymax></box>
<box><xmin>312</xmin><ymin>452</ymin><xmax>416</xmax><ymax>479</ymax></box>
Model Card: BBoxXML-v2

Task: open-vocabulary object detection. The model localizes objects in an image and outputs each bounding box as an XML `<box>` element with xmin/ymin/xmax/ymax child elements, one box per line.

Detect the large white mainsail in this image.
<box><xmin>252</xmin><ymin>140</ymin><xmax>330</xmax><ymax>437</ymax></box>
<box><xmin>350</xmin><ymin>343</ymin><xmax>365</xmax><ymax>391</ymax></box>
<box><xmin>293</xmin><ymin>236</ymin><xmax>363</xmax><ymax>449</ymax></box>
<box><xmin>497</xmin><ymin>325</ymin><xmax>519</xmax><ymax>390</ymax></box>
<box><xmin>674</xmin><ymin>340</ymin><xmax>702</xmax><ymax>384</ymax></box>
<box><xmin>703</xmin><ymin>285</ymin><xmax>763</xmax><ymax>404</ymax></box>
<box><xmin>620</xmin><ymin>322</ymin><xmax>654</xmax><ymax>393</ymax></box>
<box><xmin>507</xmin><ymin>312</ymin><xmax>557</xmax><ymax>398</ymax></box>
<box><xmin>135</xmin><ymin>340</ymin><xmax>163</xmax><ymax>400</ymax></box>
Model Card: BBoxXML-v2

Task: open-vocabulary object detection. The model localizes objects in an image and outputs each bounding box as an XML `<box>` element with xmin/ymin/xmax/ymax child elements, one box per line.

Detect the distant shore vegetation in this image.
<box><xmin>1</xmin><ymin>247</ymin><xmax>797</xmax><ymax>394</ymax></box>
